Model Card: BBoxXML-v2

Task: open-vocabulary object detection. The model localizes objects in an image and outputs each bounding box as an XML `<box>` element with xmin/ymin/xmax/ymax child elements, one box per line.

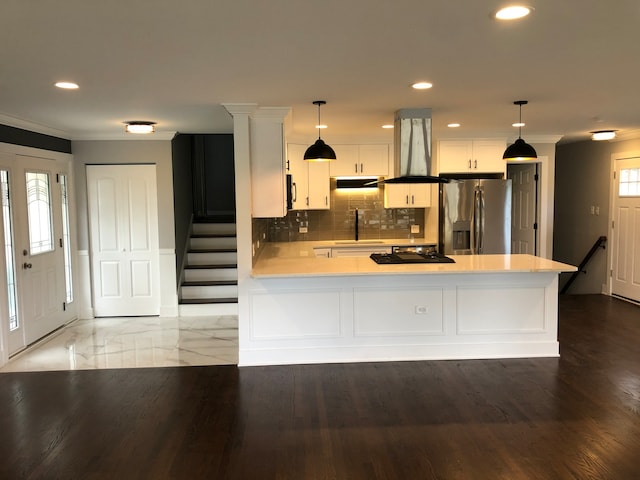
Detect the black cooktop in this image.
<box><xmin>370</xmin><ymin>252</ymin><xmax>455</xmax><ymax>264</ymax></box>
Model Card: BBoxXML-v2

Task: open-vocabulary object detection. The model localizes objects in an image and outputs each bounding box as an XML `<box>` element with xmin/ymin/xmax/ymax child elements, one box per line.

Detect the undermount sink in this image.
<box><xmin>334</xmin><ymin>240</ymin><xmax>385</xmax><ymax>245</ymax></box>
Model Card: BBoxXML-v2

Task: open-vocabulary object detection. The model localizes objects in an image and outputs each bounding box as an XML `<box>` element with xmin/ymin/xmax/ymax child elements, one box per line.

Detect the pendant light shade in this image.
<box><xmin>304</xmin><ymin>100</ymin><xmax>336</xmax><ymax>161</ymax></box>
<box><xmin>503</xmin><ymin>100</ymin><xmax>537</xmax><ymax>161</ymax></box>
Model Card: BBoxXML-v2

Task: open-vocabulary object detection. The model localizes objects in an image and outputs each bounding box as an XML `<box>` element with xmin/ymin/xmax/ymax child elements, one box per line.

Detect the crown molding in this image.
<box><xmin>0</xmin><ymin>112</ymin><xmax>71</xmax><ymax>139</ymax></box>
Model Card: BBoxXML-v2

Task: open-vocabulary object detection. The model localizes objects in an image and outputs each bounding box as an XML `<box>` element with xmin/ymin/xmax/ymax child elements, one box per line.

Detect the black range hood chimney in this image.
<box><xmin>383</xmin><ymin>108</ymin><xmax>448</xmax><ymax>184</ymax></box>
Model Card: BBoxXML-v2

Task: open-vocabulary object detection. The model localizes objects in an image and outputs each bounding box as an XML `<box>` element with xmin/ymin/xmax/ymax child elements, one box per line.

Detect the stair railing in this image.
<box><xmin>560</xmin><ymin>236</ymin><xmax>607</xmax><ymax>294</ymax></box>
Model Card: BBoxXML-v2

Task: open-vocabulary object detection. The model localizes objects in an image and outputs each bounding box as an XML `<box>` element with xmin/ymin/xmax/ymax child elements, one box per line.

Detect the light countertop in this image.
<box><xmin>252</xmin><ymin>241</ymin><xmax>577</xmax><ymax>278</ymax></box>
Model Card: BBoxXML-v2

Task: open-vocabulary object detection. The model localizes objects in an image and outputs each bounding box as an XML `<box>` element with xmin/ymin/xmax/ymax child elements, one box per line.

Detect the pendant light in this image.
<box><xmin>503</xmin><ymin>100</ymin><xmax>537</xmax><ymax>161</ymax></box>
<box><xmin>304</xmin><ymin>100</ymin><xmax>336</xmax><ymax>161</ymax></box>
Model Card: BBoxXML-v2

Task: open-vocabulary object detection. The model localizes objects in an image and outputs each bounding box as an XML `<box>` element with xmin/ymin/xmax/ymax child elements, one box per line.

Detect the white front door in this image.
<box><xmin>1</xmin><ymin>155</ymin><xmax>67</xmax><ymax>354</ymax></box>
<box><xmin>611</xmin><ymin>157</ymin><xmax>640</xmax><ymax>302</ymax></box>
<box><xmin>508</xmin><ymin>163</ymin><xmax>538</xmax><ymax>255</ymax></box>
<box><xmin>87</xmin><ymin>164</ymin><xmax>160</xmax><ymax>317</ymax></box>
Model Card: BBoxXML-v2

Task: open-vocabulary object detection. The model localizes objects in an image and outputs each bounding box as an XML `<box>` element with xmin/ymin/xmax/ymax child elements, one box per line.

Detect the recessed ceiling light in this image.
<box><xmin>382</xmin><ymin>124</ymin><xmax>394</xmax><ymax>129</ymax></box>
<box><xmin>55</xmin><ymin>81</ymin><xmax>79</xmax><ymax>90</ymax></box>
<box><xmin>512</xmin><ymin>122</ymin><xmax>525</xmax><ymax>127</ymax></box>
<box><xmin>591</xmin><ymin>130</ymin><xmax>616</xmax><ymax>141</ymax></box>
<box><xmin>494</xmin><ymin>5</ymin><xmax>533</xmax><ymax>20</ymax></box>
<box><xmin>447</xmin><ymin>123</ymin><xmax>461</xmax><ymax>128</ymax></box>
<box><xmin>124</xmin><ymin>121</ymin><xmax>156</xmax><ymax>134</ymax></box>
<box><xmin>412</xmin><ymin>82</ymin><xmax>433</xmax><ymax>90</ymax></box>
<box><xmin>316</xmin><ymin>124</ymin><xmax>328</xmax><ymax>129</ymax></box>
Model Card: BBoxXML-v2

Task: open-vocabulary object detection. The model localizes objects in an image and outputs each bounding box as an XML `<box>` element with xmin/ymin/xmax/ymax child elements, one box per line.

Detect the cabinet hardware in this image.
<box><xmin>411</xmin><ymin>195</ymin><xmax>415</xmax><ymax>204</ymax></box>
<box><xmin>354</xmin><ymin>163</ymin><xmax>358</xmax><ymax>173</ymax></box>
<box><xmin>468</xmin><ymin>159</ymin><xmax>471</xmax><ymax>169</ymax></box>
<box><xmin>360</xmin><ymin>163</ymin><xmax>364</xmax><ymax>173</ymax></box>
<box><xmin>474</xmin><ymin>159</ymin><xmax>477</xmax><ymax>169</ymax></box>
<box><xmin>23</xmin><ymin>262</ymin><xmax>32</xmax><ymax>269</ymax></box>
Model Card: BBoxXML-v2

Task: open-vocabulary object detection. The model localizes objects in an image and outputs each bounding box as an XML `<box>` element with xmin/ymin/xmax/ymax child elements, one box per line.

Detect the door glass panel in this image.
<box><xmin>619</xmin><ymin>167</ymin><xmax>640</xmax><ymax>197</ymax></box>
<box><xmin>1</xmin><ymin>170</ymin><xmax>19</xmax><ymax>331</ymax></box>
<box><xmin>25</xmin><ymin>171</ymin><xmax>54</xmax><ymax>254</ymax></box>
<box><xmin>60</xmin><ymin>174</ymin><xmax>73</xmax><ymax>303</ymax></box>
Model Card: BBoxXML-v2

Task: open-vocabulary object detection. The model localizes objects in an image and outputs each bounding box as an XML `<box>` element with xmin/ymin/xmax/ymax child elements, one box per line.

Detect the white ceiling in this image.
<box><xmin>2</xmin><ymin>1</ymin><xmax>640</xmax><ymax>144</ymax></box>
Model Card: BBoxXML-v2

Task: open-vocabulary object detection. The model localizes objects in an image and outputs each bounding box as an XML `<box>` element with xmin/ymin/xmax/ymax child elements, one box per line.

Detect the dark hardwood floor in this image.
<box><xmin>1</xmin><ymin>294</ymin><xmax>639</xmax><ymax>479</ymax></box>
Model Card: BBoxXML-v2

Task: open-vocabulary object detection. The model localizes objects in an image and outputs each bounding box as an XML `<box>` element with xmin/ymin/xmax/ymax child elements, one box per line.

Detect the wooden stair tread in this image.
<box><xmin>182</xmin><ymin>280</ymin><xmax>237</xmax><ymax>287</ymax></box>
<box><xmin>185</xmin><ymin>264</ymin><xmax>238</xmax><ymax>270</ymax></box>
<box><xmin>180</xmin><ymin>297</ymin><xmax>238</xmax><ymax>305</ymax></box>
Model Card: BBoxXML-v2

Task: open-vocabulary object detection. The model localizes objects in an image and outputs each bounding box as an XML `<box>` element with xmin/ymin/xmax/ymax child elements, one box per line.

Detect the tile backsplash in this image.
<box><xmin>266</xmin><ymin>180</ymin><xmax>425</xmax><ymax>242</ymax></box>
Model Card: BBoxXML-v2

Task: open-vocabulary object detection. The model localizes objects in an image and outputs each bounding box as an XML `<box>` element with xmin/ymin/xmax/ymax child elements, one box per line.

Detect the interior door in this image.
<box><xmin>3</xmin><ymin>156</ymin><xmax>67</xmax><ymax>353</ymax></box>
<box><xmin>508</xmin><ymin>163</ymin><xmax>538</xmax><ymax>255</ymax></box>
<box><xmin>611</xmin><ymin>157</ymin><xmax>640</xmax><ymax>302</ymax></box>
<box><xmin>87</xmin><ymin>164</ymin><xmax>160</xmax><ymax>317</ymax></box>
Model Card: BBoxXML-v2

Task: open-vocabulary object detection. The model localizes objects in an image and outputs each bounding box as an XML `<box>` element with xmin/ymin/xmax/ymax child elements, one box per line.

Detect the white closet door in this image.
<box><xmin>87</xmin><ymin>165</ymin><xmax>160</xmax><ymax>317</ymax></box>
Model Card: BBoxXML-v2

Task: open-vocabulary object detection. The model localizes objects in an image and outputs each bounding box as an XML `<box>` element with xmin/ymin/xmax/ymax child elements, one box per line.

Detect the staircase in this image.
<box><xmin>179</xmin><ymin>222</ymin><xmax>239</xmax><ymax>316</ymax></box>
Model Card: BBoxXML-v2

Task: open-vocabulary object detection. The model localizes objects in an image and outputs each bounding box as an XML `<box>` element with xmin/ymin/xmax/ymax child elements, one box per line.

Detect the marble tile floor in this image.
<box><xmin>0</xmin><ymin>315</ymin><xmax>238</xmax><ymax>373</ymax></box>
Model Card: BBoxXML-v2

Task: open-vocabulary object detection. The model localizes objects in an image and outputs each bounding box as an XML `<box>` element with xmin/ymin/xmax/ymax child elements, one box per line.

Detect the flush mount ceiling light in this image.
<box><xmin>124</xmin><ymin>121</ymin><xmax>156</xmax><ymax>134</ymax></box>
<box><xmin>503</xmin><ymin>100</ymin><xmax>537</xmax><ymax>161</ymax></box>
<box><xmin>304</xmin><ymin>101</ymin><xmax>336</xmax><ymax>161</ymax></box>
<box><xmin>412</xmin><ymin>82</ymin><xmax>433</xmax><ymax>90</ymax></box>
<box><xmin>591</xmin><ymin>130</ymin><xmax>617</xmax><ymax>141</ymax></box>
<box><xmin>55</xmin><ymin>81</ymin><xmax>79</xmax><ymax>90</ymax></box>
<box><xmin>494</xmin><ymin>5</ymin><xmax>533</xmax><ymax>20</ymax></box>
<box><xmin>447</xmin><ymin>123</ymin><xmax>461</xmax><ymax>128</ymax></box>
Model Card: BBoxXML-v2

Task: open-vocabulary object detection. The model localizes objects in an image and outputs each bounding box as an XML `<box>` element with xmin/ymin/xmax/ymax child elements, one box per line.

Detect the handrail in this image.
<box><xmin>560</xmin><ymin>236</ymin><xmax>607</xmax><ymax>294</ymax></box>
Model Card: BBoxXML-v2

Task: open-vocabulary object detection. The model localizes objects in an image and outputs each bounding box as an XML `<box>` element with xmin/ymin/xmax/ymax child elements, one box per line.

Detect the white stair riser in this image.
<box><xmin>181</xmin><ymin>285</ymin><xmax>238</xmax><ymax>299</ymax></box>
<box><xmin>187</xmin><ymin>251</ymin><xmax>237</xmax><ymax>265</ymax></box>
<box><xmin>179</xmin><ymin>303</ymin><xmax>239</xmax><ymax>316</ymax></box>
<box><xmin>190</xmin><ymin>237</ymin><xmax>237</xmax><ymax>249</ymax></box>
<box><xmin>184</xmin><ymin>268</ymin><xmax>238</xmax><ymax>282</ymax></box>
<box><xmin>193</xmin><ymin>223</ymin><xmax>236</xmax><ymax>236</ymax></box>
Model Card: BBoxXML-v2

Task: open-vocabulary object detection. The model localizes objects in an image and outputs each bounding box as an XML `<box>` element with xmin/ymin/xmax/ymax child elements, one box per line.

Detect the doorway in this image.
<box><xmin>1</xmin><ymin>154</ymin><xmax>73</xmax><ymax>356</ymax></box>
<box><xmin>507</xmin><ymin>162</ymin><xmax>539</xmax><ymax>255</ymax></box>
<box><xmin>86</xmin><ymin>164</ymin><xmax>161</xmax><ymax>317</ymax></box>
<box><xmin>611</xmin><ymin>156</ymin><xmax>640</xmax><ymax>302</ymax></box>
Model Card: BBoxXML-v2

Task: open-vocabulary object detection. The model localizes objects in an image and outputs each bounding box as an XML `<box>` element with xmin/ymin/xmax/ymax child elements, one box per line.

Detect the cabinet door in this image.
<box><xmin>329</xmin><ymin>145</ymin><xmax>359</xmax><ymax>176</ymax></box>
<box><xmin>359</xmin><ymin>145</ymin><xmax>389</xmax><ymax>176</ymax></box>
<box><xmin>250</xmin><ymin>116</ymin><xmax>287</xmax><ymax>217</ymax></box>
<box><xmin>287</xmin><ymin>144</ymin><xmax>309</xmax><ymax>211</ymax></box>
<box><xmin>408</xmin><ymin>184</ymin><xmax>431</xmax><ymax>207</ymax></box>
<box><xmin>383</xmin><ymin>183</ymin><xmax>410</xmax><ymax>208</ymax></box>
<box><xmin>307</xmin><ymin>161</ymin><xmax>330</xmax><ymax>210</ymax></box>
<box><xmin>472</xmin><ymin>140</ymin><xmax>506</xmax><ymax>174</ymax></box>
<box><xmin>438</xmin><ymin>141</ymin><xmax>473</xmax><ymax>173</ymax></box>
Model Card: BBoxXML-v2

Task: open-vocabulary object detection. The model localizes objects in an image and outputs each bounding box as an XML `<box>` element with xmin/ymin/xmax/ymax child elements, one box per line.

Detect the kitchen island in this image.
<box><xmin>241</xmin><ymin>242</ymin><xmax>576</xmax><ymax>366</ymax></box>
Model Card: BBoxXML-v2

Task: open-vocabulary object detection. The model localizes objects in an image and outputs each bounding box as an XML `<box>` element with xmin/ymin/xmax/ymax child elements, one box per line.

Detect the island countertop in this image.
<box><xmin>252</xmin><ymin>241</ymin><xmax>577</xmax><ymax>278</ymax></box>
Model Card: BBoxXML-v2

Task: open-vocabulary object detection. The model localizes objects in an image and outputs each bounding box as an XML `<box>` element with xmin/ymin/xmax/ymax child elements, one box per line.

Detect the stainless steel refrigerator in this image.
<box><xmin>439</xmin><ymin>179</ymin><xmax>512</xmax><ymax>255</ymax></box>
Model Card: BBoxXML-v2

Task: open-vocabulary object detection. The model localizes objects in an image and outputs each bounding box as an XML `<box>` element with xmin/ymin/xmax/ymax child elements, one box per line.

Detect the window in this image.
<box><xmin>1</xmin><ymin>170</ymin><xmax>19</xmax><ymax>331</ymax></box>
<box><xmin>619</xmin><ymin>167</ymin><xmax>640</xmax><ymax>197</ymax></box>
<box><xmin>26</xmin><ymin>171</ymin><xmax>54</xmax><ymax>254</ymax></box>
<box><xmin>60</xmin><ymin>174</ymin><xmax>73</xmax><ymax>303</ymax></box>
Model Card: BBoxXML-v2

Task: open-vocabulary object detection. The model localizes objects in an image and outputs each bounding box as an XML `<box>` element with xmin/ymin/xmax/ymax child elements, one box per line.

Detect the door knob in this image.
<box><xmin>23</xmin><ymin>262</ymin><xmax>32</xmax><ymax>269</ymax></box>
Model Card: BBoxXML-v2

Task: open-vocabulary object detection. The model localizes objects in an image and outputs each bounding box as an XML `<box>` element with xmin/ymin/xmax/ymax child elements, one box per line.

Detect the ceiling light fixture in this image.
<box><xmin>503</xmin><ymin>100</ymin><xmax>537</xmax><ymax>161</ymax></box>
<box><xmin>412</xmin><ymin>82</ymin><xmax>433</xmax><ymax>90</ymax></box>
<box><xmin>55</xmin><ymin>81</ymin><xmax>79</xmax><ymax>90</ymax></box>
<box><xmin>494</xmin><ymin>5</ymin><xmax>533</xmax><ymax>20</ymax></box>
<box><xmin>124</xmin><ymin>121</ymin><xmax>156</xmax><ymax>134</ymax></box>
<box><xmin>304</xmin><ymin>101</ymin><xmax>336</xmax><ymax>161</ymax></box>
<box><xmin>591</xmin><ymin>130</ymin><xmax>616</xmax><ymax>141</ymax></box>
<box><xmin>447</xmin><ymin>123</ymin><xmax>461</xmax><ymax>128</ymax></box>
<box><xmin>382</xmin><ymin>124</ymin><xmax>394</xmax><ymax>129</ymax></box>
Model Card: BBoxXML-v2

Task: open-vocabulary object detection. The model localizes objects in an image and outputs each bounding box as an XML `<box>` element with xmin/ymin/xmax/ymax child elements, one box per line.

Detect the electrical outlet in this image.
<box><xmin>411</xmin><ymin>225</ymin><xmax>420</xmax><ymax>234</ymax></box>
<box><xmin>415</xmin><ymin>305</ymin><xmax>428</xmax><ymax>315</ymax></box>
<box><xmin>299</xmin><ymin>226</ymin><xmax>308</xmax><ymax>233</ymax></box>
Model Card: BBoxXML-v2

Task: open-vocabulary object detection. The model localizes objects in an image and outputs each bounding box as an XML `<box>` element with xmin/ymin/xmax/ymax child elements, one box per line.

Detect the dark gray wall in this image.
<box><xmin>554</xmin><ymin>137</ymin><xmax>640</xmax><ymax>294</ymax></box>
<box><xmin>172</xmin><ymin>134</ymin><xmax>194</xmax><ymax>281</ymax></box>
<box><xmin>201</xmin><ymin>134</ymin><xmax>235</xmax><ymax>217</ymax></box>
<box><xmin>0</xmin><ymin>124</ymin><xmax>71</xmax><ymax>153</ymax></box>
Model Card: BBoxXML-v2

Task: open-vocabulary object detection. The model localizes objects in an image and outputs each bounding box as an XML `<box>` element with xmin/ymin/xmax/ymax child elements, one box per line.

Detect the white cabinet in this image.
<box><xmin>438</xmin><ymin>140</ymin><xmax>506</xmax><ymax>174</ymax></box>
<box><xmin>287</xmin><ymin>144</ymin><xmax>330</xmax><ymax>210</ymax></box>
<box><xmin>384</xmin><ymin>183</ymin><xmax>432</xmax><ymax>208</ymax></box>
<box><xmin>250</xmin><ymin>108</ymin><xmax>291</xmax><ymax>218</ymax></box>
<box><xmin>330</xmin><ymin>144</ymin><xmax>389</xmax><ymax>177</ymax></box>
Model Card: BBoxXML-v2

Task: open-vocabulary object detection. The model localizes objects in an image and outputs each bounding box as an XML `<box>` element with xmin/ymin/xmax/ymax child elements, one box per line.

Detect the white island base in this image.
<box><xmin>242</xmin><ymin>254</ymin><xmax>576</xmax><ymax>366</ymax></box>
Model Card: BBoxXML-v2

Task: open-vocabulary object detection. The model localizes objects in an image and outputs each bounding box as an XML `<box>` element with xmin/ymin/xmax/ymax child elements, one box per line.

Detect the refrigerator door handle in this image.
<box><xmin>472</xmin><ymin>187</ymin><xmax>481</xmax><ymax>254</ymax></box>
<box><xmin>478</xmin><ymin>188</ymin><xmax>485</xmax><ymax>253</ymax></box>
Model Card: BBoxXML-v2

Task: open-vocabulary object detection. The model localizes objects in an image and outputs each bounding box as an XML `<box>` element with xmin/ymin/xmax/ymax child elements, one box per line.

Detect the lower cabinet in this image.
<box><xmin>384</xmin><ymin>183</ymin><xmax>432</xmax><ymax>208</ymax></box>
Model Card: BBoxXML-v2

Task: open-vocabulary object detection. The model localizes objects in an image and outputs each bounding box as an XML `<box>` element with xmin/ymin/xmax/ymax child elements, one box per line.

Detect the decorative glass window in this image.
<box><xmin>619</xmin><ymin>168</ymin><xmax>640</xmax><ymax>197</ymax></box>
<box><xmin>26</xmin><ymin>171</ymin><xmax>54</xmax><ymax>255</ymax></box>
<box><xmin>60</xmin><ymin>174</ymin><xmax>73</xmax><ymax>303</ymax></box>
<box><xmin>1</xmin><ymin>170</ymin><xmax>19</xmax><ymax>331</ymax></box>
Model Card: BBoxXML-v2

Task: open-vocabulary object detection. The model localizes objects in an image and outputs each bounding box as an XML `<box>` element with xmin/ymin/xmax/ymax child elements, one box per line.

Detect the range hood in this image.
<box><xmin>383</xmin><ymin>108</ymin><xmax>448</xmax><ymax>184</ymax></box>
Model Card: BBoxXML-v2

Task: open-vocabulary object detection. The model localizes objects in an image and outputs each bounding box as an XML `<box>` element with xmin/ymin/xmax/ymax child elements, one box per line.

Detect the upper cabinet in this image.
<box><xmin>250</xmin><ymin>107</ymin><xmax>291</xmax><ymax>218</ymax></box>
<box><xmin>438</xmin><ymin>140</ymin><xmax>506</xmax><ymax>175</ymax></box>
<box><xmin>384</xmin><ymin>183</ymin><xmax>432</xmax><ymax>208</ymax></box>
<box><xmin>287</xmin><ymin>144</ymin><xmax>330</xmax><ymax>210</ymax></box>
<box><xmin>330</xmin><ymin>144</ymin><xmax>389</xmax><ymax>177</ymax></box>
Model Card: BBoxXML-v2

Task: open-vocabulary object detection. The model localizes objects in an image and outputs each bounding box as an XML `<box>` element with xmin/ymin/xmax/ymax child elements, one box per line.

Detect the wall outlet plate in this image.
<box><xmin>411</xmin><ymin>225</ymin><xmax>420</xmax><ymax>234</ymax></box>
<box><xmin>299</xmin><ymin>226</ymin><xmax>308</xmax><ymax>233</ymax></box>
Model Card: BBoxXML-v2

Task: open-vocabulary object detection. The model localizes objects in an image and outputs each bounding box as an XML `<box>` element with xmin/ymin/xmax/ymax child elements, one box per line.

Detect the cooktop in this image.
<box><xmin>370</xmin><ymin>252</ymin><xmax>455</xmax><ymax>264</ymax></box>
